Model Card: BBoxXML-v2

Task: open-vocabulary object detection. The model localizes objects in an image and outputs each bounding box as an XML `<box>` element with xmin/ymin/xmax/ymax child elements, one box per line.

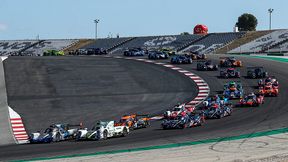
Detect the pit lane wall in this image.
<box><xmin>0</xmin><ymin>57</ymin><xmax>15</xmax><ymax>145</ymax></box>
<box><xmin>0</xmin><ymin>57</ymin><xmax>29</xmax><ymax>145</ymax></box>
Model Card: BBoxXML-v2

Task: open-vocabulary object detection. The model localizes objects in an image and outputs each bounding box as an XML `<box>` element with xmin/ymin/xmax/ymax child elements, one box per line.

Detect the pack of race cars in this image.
<box><xmin>28</xmin><ymin>55</ymin><xmax>280</xmax><ymax>143</ymax></box>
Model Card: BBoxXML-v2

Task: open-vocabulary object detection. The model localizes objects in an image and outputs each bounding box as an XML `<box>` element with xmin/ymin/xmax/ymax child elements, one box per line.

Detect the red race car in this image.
<box><xmin>259</xmin><ymin>85</ymin><xmax>279</xmax><ymax>97</ymax></box>
<box><xmin>237</xmin><ymin>93</ymin><xmax>264</xmax><ymax>107</ymax></box>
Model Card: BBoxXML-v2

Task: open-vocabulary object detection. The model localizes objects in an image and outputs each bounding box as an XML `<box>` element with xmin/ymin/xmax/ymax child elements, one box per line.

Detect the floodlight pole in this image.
<box><xmin>268</xmin><ymin>8</ymin><xmax>274</xmax><ymax>30</ymax></box>
<box><xmin>94</xmin><ymin>19</ymin><xmax>100</xmax><ymax>40</ymax></box>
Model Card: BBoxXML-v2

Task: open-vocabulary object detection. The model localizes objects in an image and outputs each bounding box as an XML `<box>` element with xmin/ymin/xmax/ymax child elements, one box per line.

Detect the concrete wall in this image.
<box><xmin>0</xmin><ymin>58</ymin><xmax>15</xmax><ymax>145</ymax></box>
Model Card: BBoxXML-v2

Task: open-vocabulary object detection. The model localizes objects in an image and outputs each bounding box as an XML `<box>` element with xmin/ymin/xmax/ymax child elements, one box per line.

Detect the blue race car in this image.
<box><xmin>188</xmin><ymin>112</ymin><xmax>205</xmax><ymax>127</ymax></box>
<box><xmin>29</xmin><ymin>124</ymin><xmax>80</xmax><ymax>143</ymax></box>
<box><xmin>203</xmin><ymin>103</ymin><xmax>232</xmax><ymax>119</ymax></box>
<box><xmin>203</xmin><ymin>95</ymin><xmax>230</xmax><ymax>108</ymax></box>
<box><xmin>29</xmin><ymin>127</ymin><xmax>54</xmax><ymax>143</ymax></box>
<box><xmin>161</xmin><ymin>114</ymin><xmax>189</xmax><ymax>129</ymax></box>
<box><xmin>170</xmin><ymin>55</ymin><xmax>192</xmax><ymax>64</ymax></box>
<box><xmin>223</xmin><ymin>81</ymin><xmax>244</xmax><ymax>99</ymax></box>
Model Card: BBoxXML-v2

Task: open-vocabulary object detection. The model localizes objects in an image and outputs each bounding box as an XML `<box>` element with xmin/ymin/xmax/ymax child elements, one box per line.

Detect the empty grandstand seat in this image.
<box><xmin>228</xmin><ymin>29</ymin><xmax>288</xmax><ymax>53</ymax></box>
<box><xmin>182</xmin><ymin>32</ymin><xmax>245</xmax><ymax>54</ymax></box>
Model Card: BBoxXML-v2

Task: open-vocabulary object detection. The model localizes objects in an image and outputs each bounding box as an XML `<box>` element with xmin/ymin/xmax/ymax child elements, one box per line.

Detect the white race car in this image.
<box><xmin>75</xmin><ymin>121</ymin><xmax>129</xmax><ymax>140</ymax></box>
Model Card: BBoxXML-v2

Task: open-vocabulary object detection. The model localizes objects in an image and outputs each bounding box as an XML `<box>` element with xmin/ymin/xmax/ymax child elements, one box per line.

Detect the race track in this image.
<box><xmin>0</xmin><ymin>55</ymin><xmax>287</xmax><ymax>161</ymax></box>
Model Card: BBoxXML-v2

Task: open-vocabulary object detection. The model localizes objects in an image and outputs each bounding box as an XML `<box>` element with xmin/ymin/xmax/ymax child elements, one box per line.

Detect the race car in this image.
<box><xmin>118</xmin><ymin>114</ymin><xmax>150</xmax><ymax>130</ymax></box>
<box><xmin>164</xmin><ymin>104</ymin><xmax>186</xmax><ymax>119</ymax></box>
<box><xmin>219</xmin><ymin>68</ymin><xmax>240</xmax><ymax>78</ymax></box>
<box><xmin>164</xmin><ymin>104</ymin><xmax>195</xmax><ymax>119</ymax></box>
<box><xmin>236</xmin><ymin>93</ymin><xmax>264</xmax><ymax>107</ymax></box>
<box><xmin>189</xmin><ymin>51</ymin><xmax>207</xmax><ymax>60</ymax></box>
<box><xmin>219</xmin><ymin>57</ymin><xmax>242</xmax><ymax>67</ymax></box>
<box><xmin>43</xmin><ymin>50</ymin><xmax>65</xmax><ymax>56</ymax></box>
<box><xmin>187</xmin><ymin>112</ymin><xmax>205</xmax><ymax>127</ymax></box>
<box><xmin>161</xmin><ymin>112</ymin><xmax>204</xmax><ymax>129</ymax></box>
<box><xmin>161</xmin><ymin>114</ymin><xmax>189</xmax><ymax>129</ymax></box>
<box><xmin>29</xmin><ymin>124</ymin><xmax>80</xmax><ymax>143</ymax></box>
<box><xmin>170</xmin><ymin>55</ymin><xmax>192</xmax><ymax>64</ymax></box>
<box><xmin>83</xmin><ymin>48</ymin><xmax>108</xmax><ymax>55</ymax></box>
<box><xmin>75</xmin><ymin>120</ymin><xmax>129</xmax><ymax>141</ymax></box>
<box><xmin>148</xmin><ymin>51</ymin><xmax>169</xmax><ymax>59</ymax></box>
<box><xmin>203</xmin><ymin>95</ymin><xmax>230</xmax><ymax>108</ymax></box>
<box><xmin>123</xmin><ymin>48</ymin><xmax>145</xmax><ymax>56</ymax></box>
<box><xmin>223</xmin><ymin>81</ymin><xmax>244</xmax><ymax>99</ymax></box>
<box><xmin>159</xmin><ymin>48</ymin><xmax>176</xmax><ymax>56</ymax></box>
<box><xmin>258</xmin><ymin>77</ymin><xmax>279</xmax><ymax>88</ymax></box>
<box><xmin>246</xmin><ymin>67</ymin><xmax>268</xmax><ymax>79</ymax></box>
<box><xmin>259</xmin><ymin>84</ymin><xmax>279</xmax><ymax>97</ymax></box>
<box><xmin>196</xmin><ymin>60</ymin><xmax>218</xmax><ymax>71</ymax></box>
<box><xmin>69</xmin><ymin>49</ymin><xmax>87</xmax><ymax>55</ymax></box>
<box><xmin>203</xmin><ymin>103</ymin><xmax>232</xmax><ymax>119</ymax></box>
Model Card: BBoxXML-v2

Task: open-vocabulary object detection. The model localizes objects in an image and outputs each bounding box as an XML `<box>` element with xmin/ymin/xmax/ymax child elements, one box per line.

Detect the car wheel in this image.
<box><xmin>75</xmin><ymin>132</ymin><xmax>81</xmax><ymax>141</ymax></box>
<box><xmin>103</xmin><ymin>130</ymin><xmax>108</xmax><ymax>140</ymax></box>
<box><xmin>55</xmin><ymin>133</ymin><xmax>61</xmax><ymax>142</ymax></box>
<box><xmin>122</xmin><ymin>128</ymin><xmax>128</xmax><ymax>137</ymax></box>
<box><xmin>162</xmin><ymin>125</ymin><xmax>167</xmax><ymax>130</ymax></box>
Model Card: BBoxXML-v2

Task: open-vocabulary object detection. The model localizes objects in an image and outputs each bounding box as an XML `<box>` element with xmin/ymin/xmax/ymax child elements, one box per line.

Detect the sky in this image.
<box><xmin>0</xmin><ymin>0</ymin><xmax>287</xmax><ymax>40</ymax></box>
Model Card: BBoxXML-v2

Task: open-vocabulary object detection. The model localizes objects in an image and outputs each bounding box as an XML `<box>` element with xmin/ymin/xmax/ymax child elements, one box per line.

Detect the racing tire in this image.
<box><xmin>55</xmin><ymin>133</ymin><xmax>61</xmax><ymax>142</ymax></box>
<box><xmin>122</xmin><ymin>128</ymin><xmax>128</xmax><ymax>137</ymax></box>
<box><xmin>218</xmin><ymin>113</ymin><xmax>224</xmax><ymax>119</ymax></box>
<box><xmin>103</xmin><ymin>130</ymin><xmax>108</xmax><ymax>140</ymax></box>
<box><xmin>75</xmin><ymin>132</ymin><xmax>81</xmax><ymax>141</ymax></box>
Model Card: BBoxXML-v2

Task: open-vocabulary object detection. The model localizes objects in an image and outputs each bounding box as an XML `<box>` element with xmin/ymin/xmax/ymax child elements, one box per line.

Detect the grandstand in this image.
<box><xmin>0</xmin><ymin>40</ymin><xmax>39</xmax><ymax>56</ymax></box>
<box><xmin>0</xmin><ymin>39</ymin><xmax>79</xmax><ymax>56</ymax></box>
<box><xmin>215</xmin><ymin>30</ymin><xmax>273</xmax><ymax>54</ymax></box>
<box><xmin>180</xmin><ymin>32</ymin><xmax>246</xmax><ymax>54</ymax></box>
<box><xmin>110</xmin><ymin>34</ymin><xmax>202</xmax><ymax>53</ymax></box>
<box><xmin>82</xmin><ymin>37</ymin><xmax>134</xmax><ymax>51</ymax></box>
<box><xmin>1</xmin><ymin>30</ymin><xmax>288</xmax><ymax>56</ymax></box>
<box><xmin>267</xmin><ymin>40</ymin><xmax>288</xmax><ymax>53</ymax></box>
<box><xmin>228</xmin><ymin>29</ymin><xmax>288</xmax><ymax>54</ymax></box>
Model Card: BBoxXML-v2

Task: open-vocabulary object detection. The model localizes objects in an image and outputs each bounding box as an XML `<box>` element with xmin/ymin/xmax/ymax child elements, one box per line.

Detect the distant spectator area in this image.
<box><xmin>182</xmin><ymin>32</ymin><xmax>245</xmax><ymax>54</ymax></box>
<box><xmin>82</xmin><ymin>37</ymin><xmax>132</xmax><ymax>50</ymax></box>
<box><xmin>268</xmin><ymin>41</ymin><xmax>288</xmax><ymax>53</ymax></box>
<box><xmin>0</xmin><ymin>40</ymin><xmax>38</xmax><ymax>56</ymax></box>
<box><xmin>228</xmin><ymin>29</ymin><xmax>288</xmax><ymax>53</ymax></box>
<box><xmin>111</xmin><ymin>34</ymin><xmax>202</xmax><ymax>53</ymax></box>
<box><xmin>0</xmin><ymin>39</ymin><xmax>78</xmax><ymax>56</ymax></box>
<box><xmin>26</xmin><ymin>39</ymin><xmax>78</xmax><ymax>56</ymax></box>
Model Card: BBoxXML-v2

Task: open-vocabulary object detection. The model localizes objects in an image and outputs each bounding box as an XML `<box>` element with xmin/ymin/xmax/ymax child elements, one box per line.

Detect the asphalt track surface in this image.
<box><xmin>0</xmin><ymin>55</ymin><xmax>287</xmax><ymax>161</ymax></box>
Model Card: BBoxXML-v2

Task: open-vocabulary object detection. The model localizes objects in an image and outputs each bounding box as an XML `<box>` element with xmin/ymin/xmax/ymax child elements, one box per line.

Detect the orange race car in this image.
<box><xmin>259</xmin><ymin>85</ymin><xmax>279</xmax><ymax>97</ymax></box>
<box><xmin>219</xmin><ymin>57</ymin><xmax>242</xmax><ymax>67</ymax></box>
<box><xmin>118</xmin><ymin>114</ymin><xmax>150</xmax><ymax>130</ymax></box>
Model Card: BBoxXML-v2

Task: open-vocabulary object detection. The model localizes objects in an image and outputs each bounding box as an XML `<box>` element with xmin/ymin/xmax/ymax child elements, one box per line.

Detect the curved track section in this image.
<box><xmin>112</xmin><ymin>56</ymin><xmax>210</xmax><ymax>109</ymax></box>
<box><xmin>0</xmin><ymin>55</ymin><xmax>288</xmax><ymax>161</ymax></box>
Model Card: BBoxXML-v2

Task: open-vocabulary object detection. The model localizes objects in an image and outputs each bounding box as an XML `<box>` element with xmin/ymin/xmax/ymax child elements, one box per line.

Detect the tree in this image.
<box><xmin>236</xmin><ymin>13</ymin><xmax>258</xmax><ymax>31</ymax></box>
<box><xmin>180</xmin><ymin>32</ymin><xmax>190</xmax><ymax>35</ymax></box>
